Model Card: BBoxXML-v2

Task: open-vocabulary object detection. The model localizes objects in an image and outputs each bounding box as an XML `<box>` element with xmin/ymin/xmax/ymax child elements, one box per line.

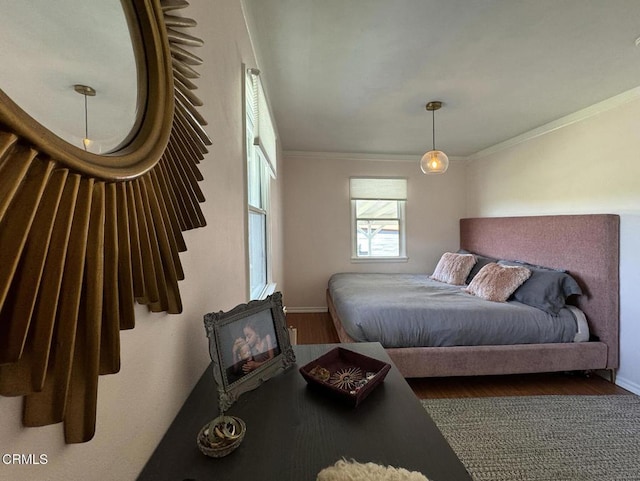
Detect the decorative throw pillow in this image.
<box><xmin>458</xmin><ymin>249</ymin><xmax>498</xmax><ymax>284</ymax></box>
<box><xmin>431</xmin><ymin>252</ymin><xmax>477</xmax><ymax>286</ymax></box>
<box><xmin>464</xmin><ymin>263</ymin><xmax>532</xmax><ymax>302</ymax></box>
<box><xmin>498</xmin><ymin>260</ymin><xmax>583</xmax><ymax>314</ymax></box>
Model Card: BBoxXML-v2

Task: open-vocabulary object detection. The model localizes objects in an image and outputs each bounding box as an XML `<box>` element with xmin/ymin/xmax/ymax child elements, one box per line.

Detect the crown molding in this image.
<box><xmin>472</xmin><ymin>85</ymin><xmax>640</xmax><ymax>160</ymax></box>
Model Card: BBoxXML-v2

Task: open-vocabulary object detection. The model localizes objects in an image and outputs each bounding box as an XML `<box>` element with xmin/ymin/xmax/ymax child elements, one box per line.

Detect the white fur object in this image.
<box><xmin>316</xmin><ymin>459</ymin><xmax>430</xmax><ymax>481</ymax></box>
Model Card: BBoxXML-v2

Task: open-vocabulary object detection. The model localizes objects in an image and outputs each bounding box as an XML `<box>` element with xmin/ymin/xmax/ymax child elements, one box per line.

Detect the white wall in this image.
<box><xmin>0</xmin><ymin>1</ymin><xmax>284</xmax><ymax>480</ymax></box>
<box><xmin>282</xmin><ymin>153</ymin><xmax>467</xmax><ymax>309</ymax></box>
<box><xmin>466</xmin><ymin>96</ymin><xmax>640</xmax><ymax>395</ymax></box>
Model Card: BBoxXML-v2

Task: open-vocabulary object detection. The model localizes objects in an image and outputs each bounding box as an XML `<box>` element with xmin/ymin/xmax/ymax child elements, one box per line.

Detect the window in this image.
<box><xmin>245</xmin><ymin>68</ymin><xmax>277</xmax><ymax>299</ymax></box>
<box><xmin>247</xmin><ymin>145</ymin><xmax>268</xmax><ymax>299</ymax></box>
<box><xmin>350</xmin><ymin>178</ymin><xmax>407</xmax><ymax>260</ymax></box>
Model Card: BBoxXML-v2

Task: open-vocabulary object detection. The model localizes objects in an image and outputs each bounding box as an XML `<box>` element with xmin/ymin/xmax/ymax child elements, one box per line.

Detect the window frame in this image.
<box><xmin>244</xmin><ymin>67</ymin><xmax>276</xmax><ymax>300</ymax></box>
<box><xmin>349</xmin><ymin>177</ymin><xmax>408</xmax><ymax>262</ymax></box>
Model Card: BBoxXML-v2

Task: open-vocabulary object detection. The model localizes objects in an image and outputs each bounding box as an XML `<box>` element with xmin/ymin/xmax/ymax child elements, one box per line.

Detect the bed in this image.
<box><xmin>327</xmin><ymin>214</ymin><xmax>620</xmax><ymax>379</ymax></box>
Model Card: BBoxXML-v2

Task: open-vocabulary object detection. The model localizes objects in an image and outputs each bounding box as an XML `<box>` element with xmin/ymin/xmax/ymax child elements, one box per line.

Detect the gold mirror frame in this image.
<box><xmin>0</xmin><ymin>0</ymin><xmax>210</xmax><ymax>443</ymax></box>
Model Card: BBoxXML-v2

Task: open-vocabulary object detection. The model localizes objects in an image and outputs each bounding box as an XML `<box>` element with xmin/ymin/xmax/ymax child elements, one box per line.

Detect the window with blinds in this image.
<box><xmin>350</xmin><ymin>177</ymin><xmax>407</xmax><ymax>260</ymax></box>
<box><xmin>248</xmin><ymin>68</ymin><xmax>277</xmax><ymax>178</ymax></box>
<box><xmin>245</xmin><ymin>68</ymin><xmax>277</xmax><ymax>299</ymax></box>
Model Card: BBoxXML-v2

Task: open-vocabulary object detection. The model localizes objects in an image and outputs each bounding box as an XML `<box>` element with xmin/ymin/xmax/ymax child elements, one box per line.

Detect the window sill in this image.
<box><xmin>350</xmin><ymin>256</ymin><xmax>409</xmax><ymax>263</ymax></box>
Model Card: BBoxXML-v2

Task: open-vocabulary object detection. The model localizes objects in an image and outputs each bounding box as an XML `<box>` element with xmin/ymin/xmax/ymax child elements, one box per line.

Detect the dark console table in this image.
<box><xmin>137</xmin><ymin>343</ymin><xmax>471</xmax><ymax>481</ymax></box>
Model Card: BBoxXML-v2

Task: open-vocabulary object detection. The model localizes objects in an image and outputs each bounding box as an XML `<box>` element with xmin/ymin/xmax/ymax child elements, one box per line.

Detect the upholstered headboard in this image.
<box><xmin>460</xmin><ymin>214</ymin><xmax>620</xmax><ymax>368</ymax></box>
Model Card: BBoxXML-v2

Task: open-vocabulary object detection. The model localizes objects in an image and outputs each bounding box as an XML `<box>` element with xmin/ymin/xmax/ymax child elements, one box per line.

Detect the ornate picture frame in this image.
<box><xmin>204</xmin><ymin>292</ymin><xmax>296</xmax><ymax>412</ymax></box>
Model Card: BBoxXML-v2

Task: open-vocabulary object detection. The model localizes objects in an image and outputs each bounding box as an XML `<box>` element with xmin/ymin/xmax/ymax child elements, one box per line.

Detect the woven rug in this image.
<box><xmin>421</xmin><ymin>395</ymin><xmax>640</xmax><ymax>481</ymax></box>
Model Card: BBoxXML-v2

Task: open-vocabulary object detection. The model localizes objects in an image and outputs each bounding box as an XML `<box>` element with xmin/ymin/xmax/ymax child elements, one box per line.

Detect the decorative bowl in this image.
<box><xmin>197</xmin><ymin>415</ymin><xmax>246</xmax><ymax>458</ymax></box>
<box><xmin>299</xmin><ymin>347</ymin><xmax>391</xmax><ymax>407</ymax></box>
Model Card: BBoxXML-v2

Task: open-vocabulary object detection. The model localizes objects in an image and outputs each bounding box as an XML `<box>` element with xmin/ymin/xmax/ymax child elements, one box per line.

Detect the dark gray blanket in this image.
<box><xmin>329</xmin><ymin>273</ymin><xmax>579</xmax><ymax>348</ymax></box>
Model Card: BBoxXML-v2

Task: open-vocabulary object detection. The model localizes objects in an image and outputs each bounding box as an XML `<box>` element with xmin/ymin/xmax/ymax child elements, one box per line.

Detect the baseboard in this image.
<box><xmin>285</xmin><ymin>307</ymin><xmax>328</xmax><ymax>314</ymax></box>
<box><xmin>615</xmin><ymin>375</ymin><xmax>640</xmax><ymax>396</ymax></box>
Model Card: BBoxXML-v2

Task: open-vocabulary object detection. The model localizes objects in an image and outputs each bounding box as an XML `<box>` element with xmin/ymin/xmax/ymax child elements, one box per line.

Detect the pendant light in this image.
<box><xmin>74</xmin><ymin>84</ymin><xmax>96</xmax><ymax>151</ymax></box>
<box><xmin>420</xmin><ymin>101</ymin><xmax>449</xmax><ymax>174</ymax></box>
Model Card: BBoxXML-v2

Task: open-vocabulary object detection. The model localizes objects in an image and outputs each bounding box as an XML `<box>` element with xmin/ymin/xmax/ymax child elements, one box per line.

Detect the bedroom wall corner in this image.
<box><xmin>465</xmin><ymin>96</ymin><xmax>640</xmax><ymax>395</ymax></box>
<box><xmin>282</xmin><ymin>153</ymin><xmax>467</xmax><ymax>309</ymax></box>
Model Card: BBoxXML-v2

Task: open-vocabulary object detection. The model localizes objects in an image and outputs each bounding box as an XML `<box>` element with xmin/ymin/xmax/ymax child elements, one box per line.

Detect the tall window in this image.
<box><xmin>246</xmin><ymin>68</ymin><xmax>277</xmax><ymax>299</ymax></box>
<box><xmin>246</xmin><ymin>136</ymin><xmax>268</xmax><ymax>299</ymax></box>
<box><xmin>350</xmin><ymin>178</ymin><xmax>407</xmax><ymax>260</ymax></box>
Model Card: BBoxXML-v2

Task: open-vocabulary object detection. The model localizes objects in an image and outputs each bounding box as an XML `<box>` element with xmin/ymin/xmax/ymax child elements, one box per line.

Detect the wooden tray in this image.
<box><xmin>299</xmin><ymin>347</ymin><xmax>391</xmax><ymax>406</ymax></box>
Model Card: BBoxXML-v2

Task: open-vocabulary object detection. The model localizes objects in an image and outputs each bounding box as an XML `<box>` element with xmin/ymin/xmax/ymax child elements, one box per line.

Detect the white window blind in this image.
<box><xmin>249</xmin><ymin>68</ymin><xmax>277</xmax><ymax>178</ymax></box>
<box><xmin>350</xmin><ymin>178</ymin><xmax>407</xmax><ymax>200</ymax></box>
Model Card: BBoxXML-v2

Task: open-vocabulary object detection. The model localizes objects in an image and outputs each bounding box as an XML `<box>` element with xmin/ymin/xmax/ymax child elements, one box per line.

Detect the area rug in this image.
<box><xmin>421</xmin><ymin>395</ymin><xmax>640</xmax><ymax>481</ymax></box>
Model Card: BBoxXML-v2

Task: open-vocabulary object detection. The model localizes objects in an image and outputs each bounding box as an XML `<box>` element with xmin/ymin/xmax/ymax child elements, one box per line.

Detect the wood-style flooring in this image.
<box><xmin>285</xmin><ymin>312</ymin><xmax>631</xmax><ymax>399</ymax></box>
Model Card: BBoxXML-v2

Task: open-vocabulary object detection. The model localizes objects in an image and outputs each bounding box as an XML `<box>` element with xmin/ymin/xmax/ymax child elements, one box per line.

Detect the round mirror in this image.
<box><xmin>0</xmin><ymin>0</ymin><xmax>211</xmax><ymax>444</ymax></box>
<box><xmin>0</xmin><ymin>0</ymin><xmax>144</xmax><ymax>154</ymax></box>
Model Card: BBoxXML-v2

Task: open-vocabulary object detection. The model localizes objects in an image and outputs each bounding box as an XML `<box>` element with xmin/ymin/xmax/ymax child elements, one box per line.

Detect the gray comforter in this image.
<box><xmin>328</xmin><ymin>273</ymin><xmax>579</xmax><ymax>348</ymax></box>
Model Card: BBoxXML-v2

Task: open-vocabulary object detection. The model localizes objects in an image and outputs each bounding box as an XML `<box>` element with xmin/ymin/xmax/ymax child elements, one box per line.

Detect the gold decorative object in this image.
<box><xmin>0</xmin><ymin>0</ymin><xmax>210</xmax><ymax>443</ymax></box>
<box><xmin>329</xmin><ymin>366</ymin><xmax>364</xmax><ymax>390</ymax></box>
<box><xmin>197</xmin><ymin>416</ymin><xmax>246</xmax><ymax>458</ymax></box>
<box><xmin>309</xmin><ymin>365</ymin><xmax>330</xmax><ymax>382</ymax></box>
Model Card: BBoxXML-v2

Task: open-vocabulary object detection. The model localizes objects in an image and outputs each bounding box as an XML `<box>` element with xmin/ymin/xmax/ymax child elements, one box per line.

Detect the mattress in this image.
<box><xmin>328</xmin><ymin>273</ymin><xmax>585</xmax><ymax>348</ymax></box>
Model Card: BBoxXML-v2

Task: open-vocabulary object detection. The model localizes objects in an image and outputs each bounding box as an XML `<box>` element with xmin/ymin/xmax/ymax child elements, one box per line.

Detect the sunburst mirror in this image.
<box><xmin>0</xmin><ymin>0</ymin><xmax>210</xmax><ymax>443</ymax></box>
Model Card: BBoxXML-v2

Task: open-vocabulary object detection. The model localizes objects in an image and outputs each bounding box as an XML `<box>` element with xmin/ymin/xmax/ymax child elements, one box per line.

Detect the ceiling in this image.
<box><xmin>242</xmin><ymin>0</ymin><xmax>640</xmax><ymax>158</ymax></box>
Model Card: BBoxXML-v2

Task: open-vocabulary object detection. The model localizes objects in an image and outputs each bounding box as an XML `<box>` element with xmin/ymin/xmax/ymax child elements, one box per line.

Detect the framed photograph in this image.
<box><xmin>204</xmin><ymin>291</ymin><xmax>296</xmax><ymax>412</ymax></box>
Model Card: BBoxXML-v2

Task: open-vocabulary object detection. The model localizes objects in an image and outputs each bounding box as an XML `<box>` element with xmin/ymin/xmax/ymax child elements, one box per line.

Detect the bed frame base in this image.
<box><xmin>385</xmin><ymin>343</ymin><xmax>608</xmax><ymax>378</ymax></box>
<box><xmin>327</xmin><ymin>289</ymin><xmax>608</xmax><ymax>378</ymax></box>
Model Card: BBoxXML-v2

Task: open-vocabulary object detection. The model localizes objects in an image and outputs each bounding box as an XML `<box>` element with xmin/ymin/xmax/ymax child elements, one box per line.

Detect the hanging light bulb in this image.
<box><xmin>420</xmin><ymin>101</ymin><xmax>449</xmax><ymax>174</ymax></box>
<box><xmin>74</xmin><ymin>84</ymin><xmax>96</xmax><ymax>152</ymax></box>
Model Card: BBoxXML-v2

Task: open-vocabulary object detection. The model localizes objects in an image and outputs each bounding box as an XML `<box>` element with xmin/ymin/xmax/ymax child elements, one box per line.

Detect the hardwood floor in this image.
<box><xmin>285</xmin><ymin>312</ymin><xmax>631</xmax><ymax>398</ymax></box>
<box><xmin>286</xmin><ymin>312</ymin><xmax>340</xmax><ymax>344</ymax></box>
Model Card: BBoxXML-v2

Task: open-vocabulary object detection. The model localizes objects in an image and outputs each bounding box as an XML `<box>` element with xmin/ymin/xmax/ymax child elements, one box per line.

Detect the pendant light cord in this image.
<box><xmin>432</xmin><ymin>108</ymin><xmax>436</xmax><ymax>151</ymax></box>
<box><xmin>83</xmin><ymin>93</ymin><xmax>89</xmax><ymax>151</ymax></box>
